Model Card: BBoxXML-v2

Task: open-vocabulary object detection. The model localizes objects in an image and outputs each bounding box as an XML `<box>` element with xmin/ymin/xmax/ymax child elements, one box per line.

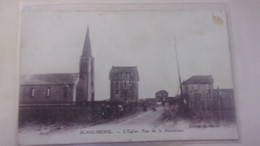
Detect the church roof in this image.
<box><xmin>20</xmin><ymin>73</ymin><xmax>78</xmax><ymax>85</ymax></box>
<box><xmin>182</xmin><ymin>75</ymin><xmax>214</xmax><ymax>84</ymax></box>
<box><xmin>81</xmin><ymin>27</ymin><xmax>92</xmax><ymax>57</ymax></box>
<box><xmin>109</xmin><ymin>66</ymin><xmax>139</xmax><ymax>81</ymax></box>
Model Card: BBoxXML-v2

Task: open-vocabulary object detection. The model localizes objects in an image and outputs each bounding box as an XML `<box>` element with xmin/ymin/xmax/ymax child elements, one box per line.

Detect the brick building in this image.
<box><xmin>181</xmin><ymin>75</ymin><xmax>214</xmax><ymax>116</ymax></box>
<box><xmin>109</xmin><ymin>66</ymin><xmax>139</xmax><ymax>102</ymax></box>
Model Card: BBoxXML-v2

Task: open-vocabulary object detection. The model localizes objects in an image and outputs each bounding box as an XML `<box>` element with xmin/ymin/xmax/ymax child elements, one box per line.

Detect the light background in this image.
<box><xmin>21</xmin><ymin>9</ymin><xmax>232</xmax><ymax>100</ymax></box>
<box><xmin>0</xmin><ymin>0</ymin><xmax>260</xmax><ymax>146</ymax></box>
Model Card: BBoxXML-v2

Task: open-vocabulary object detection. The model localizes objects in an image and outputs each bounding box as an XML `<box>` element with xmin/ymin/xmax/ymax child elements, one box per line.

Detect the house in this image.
<box><xmin>155</xmin><ymin>90</ymin><xmax>168</xmax><ymax>102</ymax></box>
<box><xmin>19</xmin><ymin>28</ymin><xmax>94</xmax><ymax>105</ymax></box>
<box><xmin>181</xmin><ymin>75</ymin><xmax>214</xmax><ymax>115</ymax></box>
<box><xmin>109</xmin><ymin>66</ymin><xmax>139</xmax><ymax>102</ymax></box>
<box><xmin>181</xmin><ymin>75</ymin><xmax>236</xmax><ymax>121</ymax></box>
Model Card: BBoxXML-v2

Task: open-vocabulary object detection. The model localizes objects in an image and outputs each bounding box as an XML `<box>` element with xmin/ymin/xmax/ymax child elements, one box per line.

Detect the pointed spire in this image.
<box><xmin>81</xmin><ymin>26</ymin><xmax>92</xmax><ymax>57</ymax></box>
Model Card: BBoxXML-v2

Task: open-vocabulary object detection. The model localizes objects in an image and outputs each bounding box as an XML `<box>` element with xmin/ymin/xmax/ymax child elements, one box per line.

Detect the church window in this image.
<box><xmin>31</xmin><ymin>88</ymin><xmax>35</xmax><ymax>97</ymax></box>
<box><xmin>46</xmin><ymin>87</ymin><xmax>51</xmax><ymax>97</ymax></box>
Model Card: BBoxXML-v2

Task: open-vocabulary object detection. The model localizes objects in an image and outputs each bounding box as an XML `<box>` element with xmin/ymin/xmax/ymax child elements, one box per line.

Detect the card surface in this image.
<box><xmin>18</xmin><ymin>3</ymin><xmax>238</xmax><ymax>145</ymax></box>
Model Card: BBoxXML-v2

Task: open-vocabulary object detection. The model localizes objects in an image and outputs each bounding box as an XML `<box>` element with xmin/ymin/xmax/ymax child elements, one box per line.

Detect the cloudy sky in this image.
<box><xmin>20</xmin><ymin>8</ymin><xmax>233</xmax><ymax>100</ymax></box>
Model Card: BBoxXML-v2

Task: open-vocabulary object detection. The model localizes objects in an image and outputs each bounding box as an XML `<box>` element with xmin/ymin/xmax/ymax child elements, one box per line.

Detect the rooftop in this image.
<box><xmin>109</xmin><ymin>66</ymin><xmax>139</xmax><ymax>81</ymax></box>
<box><xmin>20</xmin><ymin>73</ymin><xmax>78</xmax><ymax>85</ymax></box>
<box><xmin>182</xmin><ymin>75</ymin><xmax>214</xmax><ymax>84</ymax></box>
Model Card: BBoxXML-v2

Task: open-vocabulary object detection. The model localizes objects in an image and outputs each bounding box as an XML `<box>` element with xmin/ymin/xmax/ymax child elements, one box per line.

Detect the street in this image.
<box><xmin>77</xmin><ymin>106</ymin><xmax>179</xmax><ymax>130</ymax></box>
<box><xmin>115</xmin><ymin>106</ymin><xmax>165</xmax><ymax>126</ymax></box>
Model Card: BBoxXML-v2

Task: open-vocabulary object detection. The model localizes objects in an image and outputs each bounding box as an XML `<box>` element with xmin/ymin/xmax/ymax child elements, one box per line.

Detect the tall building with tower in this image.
<box><xmin>76</xmin><ymin>28</ymin><xmax>95</xmax><ymax>103</ymax></box>
<box><xmin>19</xmin><ymin>27</ymin><xmax>95</xmax><ymax>105</ymax></box>
<box><xmin>109</xmin><ymin>66</ymin><xmax>139</xmax><ymax>102</ymax></box>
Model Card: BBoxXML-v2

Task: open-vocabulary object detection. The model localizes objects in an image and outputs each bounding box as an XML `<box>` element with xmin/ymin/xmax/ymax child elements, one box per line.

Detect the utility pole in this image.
<box><xmin>174</xmin><ymin>36</ymin><xmax>183</xmax><ymax>99</ymax></box>
<box><xmin>173</xmin><ymin>35</ymin><xmax>187</xmax><ymax>116</ymax></box>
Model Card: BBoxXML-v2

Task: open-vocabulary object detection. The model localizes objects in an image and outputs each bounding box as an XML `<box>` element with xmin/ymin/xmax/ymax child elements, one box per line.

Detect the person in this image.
<box><xmin>100</xmin><ymin>104</ymin><xmax>106</xmax><ymax>118</ymax></box>
<box><xmin>151</xmin><ymin>106</ymin><xmax>156</xmax><ymax>112</ymax></box>
<box><xmin>100</xmin><ymin>104</ymin><xmax>111</xmax><ymax>119</ymax></box>
<box><xmin>117</xmin><ymin>104</ymin><xmax>124</xmax><ymax>116</ymax></box>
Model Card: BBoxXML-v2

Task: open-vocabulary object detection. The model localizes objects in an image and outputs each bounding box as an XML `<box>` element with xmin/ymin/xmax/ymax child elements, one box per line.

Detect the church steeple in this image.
<box><xmin>82</xmin><ymin>27</ymin><xmax>92</xmax><ymax>57</ymax></box>
<box><xmin>76</xmin><ymin>27</ymin><xmax>95</xmax><ymax>103</ymax></box>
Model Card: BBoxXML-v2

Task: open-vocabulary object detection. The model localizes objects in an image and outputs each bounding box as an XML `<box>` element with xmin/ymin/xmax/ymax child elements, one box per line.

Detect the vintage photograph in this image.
<box><xmin>18</xmin><ymin>4</ymin><xmax>238</xmax><ymax>145</ymax></box>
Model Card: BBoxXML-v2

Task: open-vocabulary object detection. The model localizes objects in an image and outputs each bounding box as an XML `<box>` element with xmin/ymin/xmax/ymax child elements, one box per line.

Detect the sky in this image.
<box><xmin>20</xmin><ymin>8</ymin><xmax>234</xmax><ymax>100</ymax></box>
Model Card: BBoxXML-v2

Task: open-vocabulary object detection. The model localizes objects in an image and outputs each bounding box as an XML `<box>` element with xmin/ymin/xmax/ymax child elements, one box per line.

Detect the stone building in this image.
<box><xmin>181</xmin><ymin>75</ymin><xmax>214</xmax><ymax>115</ymax></box>
<box><xmin>76</xmin><ymin>28</ymin><xmax>95</xmax><ymax>103</ymax></box>
<box><xmin>20</xmin><ymin>73</ymin><xmax>78</xmax><ymax>104</ymax></box>
<box><xmin>19</xmin><ymin>28</ymin><xmax>94</xmax><ymax>105</ymax></box>
<box><xmin>155</xmin><ymin>90</ymin><xmax>168</xmax><ymax>102</ymax></box>
<box><xmin>109</xmin><ymin>66</ymin><xmax>139</xmax><ymax>102</ymax></box>
<box><xmin>181</xmin><ymin>75</ymin><xmax>236</xmax><ymax>121</ymax></box>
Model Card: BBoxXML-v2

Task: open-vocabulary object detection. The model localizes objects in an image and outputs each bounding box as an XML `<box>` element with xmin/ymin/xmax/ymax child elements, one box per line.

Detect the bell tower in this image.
<box><xmin>76</xmin><ymin>27</ymin><xmax>94</xmax><ymax>103</ymax></box>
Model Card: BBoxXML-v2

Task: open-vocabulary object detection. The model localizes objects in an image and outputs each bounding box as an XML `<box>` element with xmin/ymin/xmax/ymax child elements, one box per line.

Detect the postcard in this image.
<box><xmin>18</xmin><ymin>3</ymin><xmax>238</xmax><ymax>145</ymax></box>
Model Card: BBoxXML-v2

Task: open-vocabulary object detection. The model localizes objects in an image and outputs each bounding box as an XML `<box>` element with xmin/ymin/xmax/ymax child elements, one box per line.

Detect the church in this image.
<box><xmin>19</xmin><ymin>28</ymin><xmax>94</xmax><ymax>105</ymax></box>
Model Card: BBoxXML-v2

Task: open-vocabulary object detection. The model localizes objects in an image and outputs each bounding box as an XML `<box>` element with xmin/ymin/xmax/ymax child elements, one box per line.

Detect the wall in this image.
<box><xmin>20</xmin><ymin>84</ymin><xmax>74</xmax><ymax>104</ymax></box>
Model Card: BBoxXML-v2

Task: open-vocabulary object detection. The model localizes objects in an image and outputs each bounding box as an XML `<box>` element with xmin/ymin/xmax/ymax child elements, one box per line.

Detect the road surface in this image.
<box><xmin>117</xmin><ymin>106</ymin><xmax>165</xmax><ymax>126</ymax></box>
<box><xmin>78</xmin><ymin>106</ymin><xmax>173</xmax><ymax>130</ymax></box>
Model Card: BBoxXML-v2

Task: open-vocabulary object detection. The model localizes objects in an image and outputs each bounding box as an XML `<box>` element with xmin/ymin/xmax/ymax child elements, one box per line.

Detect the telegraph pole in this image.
<box><xmin>173</xmin><ymin>35</ymin><xmax>182</xmax><ymax>99</ymax></box>
<box><xmin>173</xmin><ymin>35</ymin><xmax>186</xmax><ymax>116</ymax></box>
